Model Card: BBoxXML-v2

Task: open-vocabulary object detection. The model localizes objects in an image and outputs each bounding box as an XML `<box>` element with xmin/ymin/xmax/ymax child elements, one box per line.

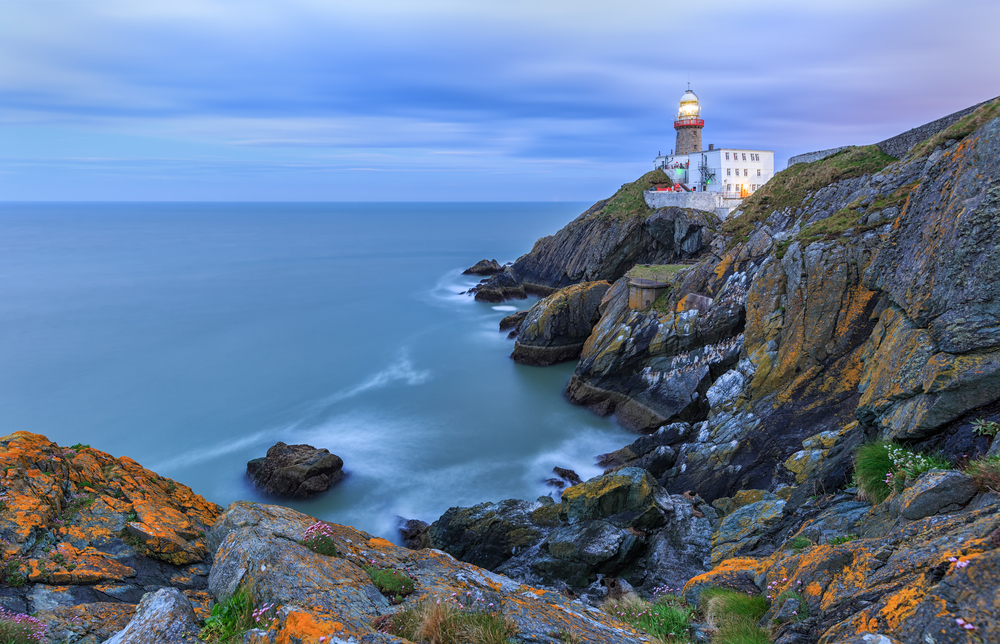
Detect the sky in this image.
<box><xmin>2</xmin><ymin>0</ymin><xmax>998</xmax><ymax>201</ymax></box>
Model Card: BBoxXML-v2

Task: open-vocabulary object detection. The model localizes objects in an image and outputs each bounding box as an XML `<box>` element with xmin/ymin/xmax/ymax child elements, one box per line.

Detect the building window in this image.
<box><xmin>725</xmin><ymin>152</ymin><xmax>730</xmax><ymax>160</ymax></box>
<box><xmin>744</xmin><ymin>168</ymin><xmax>748</xmax><ymax>176</ymax></box>
<box><xmin>742</xmin><ymin>153</ymin><xmax>747</xmax><ymax>161</ymax></box>
<box><xmin>757</xmin><ymin>169</ymin><xmax>761</xmax><ymax>176</ymax></box>
<box><xmin>726</xmin><ymin>168</ymin><xmax>731</xmax><ymax>176</ymax></box>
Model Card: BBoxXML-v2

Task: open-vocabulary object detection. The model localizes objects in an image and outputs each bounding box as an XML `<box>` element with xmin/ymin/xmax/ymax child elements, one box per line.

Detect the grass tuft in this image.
<box><xmin>602</xmin><ymin>592</ymin><xmax>694</xmax><ymax>643</ymax></box>
<box><xmin>378</xmin><ymin>600</ymin><xmax>517</xmax><ymax>644</ymax></box>
<box><xmin>700</xmin><ymin>587</ymin><xmax>770</xmax><ymax>644</ymax></box>
<box><xmin>963</xmin><ymin>455</ymin><xmax>1000</xmax><ymax>494</ymax></box>
<box><xmin>198</xmin><ymin>586</ymin><xmax>256</xmax><ymax>643</ymax></box>
<box><xmin>365</xmin><ymin>566</ymin><xmax>416</xmax><ymax>604</ymax></box>
<box><xmin>300</xmin><ymin>521</ymin><xmax>340</xmax><ymax>557</ymax></box>
<box><xmin>787</xmin><ymin>536</ymin><xmax>812</xmax><ymax>553</ymax></box>
<box><xmin>853</xmin><ymin>441</ymin><xmax>895</xmax><ymax>503</ymax></box>
<box><xmin>0</xmin><ymin>608</ymin><xmax>48</xmax><ymax>644</ymax></box>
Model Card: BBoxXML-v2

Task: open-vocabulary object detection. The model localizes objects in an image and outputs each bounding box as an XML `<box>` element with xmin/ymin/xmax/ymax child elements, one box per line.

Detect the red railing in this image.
<box><xmin>673</xmin><ymin>118</ymin><xmax>704</xmax><ymax>128</ymax></box>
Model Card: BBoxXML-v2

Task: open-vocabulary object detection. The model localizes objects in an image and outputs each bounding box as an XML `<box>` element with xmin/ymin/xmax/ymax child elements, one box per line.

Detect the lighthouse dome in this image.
<box><xmin>677</xmin><ymin>89</ymin><xmax>700</xmax><ymax>118</ymax></box>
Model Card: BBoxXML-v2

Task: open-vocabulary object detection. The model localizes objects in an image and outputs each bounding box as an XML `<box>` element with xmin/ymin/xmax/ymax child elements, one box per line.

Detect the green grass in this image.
<box><xmin>854</xmin><ymin>441</ymin><xmax>951</xmax><ymax>503</ymax></box>
<box><xmin>0</xmin><ymin>557</ymin><xmax>27</xmax><ymax>588</ymax></box>
<box><xmin>853</xmin><ymin>441</ymin><xmax>895</xmax><ymax>503</ymax></box>
<box><xmin>787</xmin><ymin>536</ymin><xmax>812</xmax><ymax>554</ymax></box>
<box><xmin>908</xmin><ymin>97</ymin><xmax>1000</xmax><ymax>158</ymax></box>
<box><xmin>199</xmin><ymin>586</ymin><xmax>256</xmax><ymax>643</ymax></box>
<box><xmin>723</xmin><ymin>145</ymin><xmax>897</xmax><ymax>248</ymax></box>
<box><xmin>365</xmin><ymin>566</ymin><xmax>416</xmax><ymax>604</ymax></box>
<box><xmin>828</xmin><ymin>534</ymin><xmax>858</xmax><ymax>546</ymax></box>
<box><xmin>602</xmin><ymin>593</ymin><xmax>694</xmax><ymax>642</ymax></box>
<box><xmin>379</xmin><ymin>601</ymin><xmax>517</xmax><ymax>644</ymax></box>
<box><xmin>627</xmin><ymin>264</ymin><xmax>687</xmax><ymax>282</ymax></box>
<box><xmin>700</xmin><ymin>588</ymin><xmax>770</xmax><ymax>644</ymax></box>
<box><xmin>588</xmin><ymin>169</ymin><xmax>672</xmax><ymax>221</ymax></box>
<box><xmin>69</xmin><ymin>443</ymin><xmax>90</xmax><ymax>452</ymax></box>
<box><xmin>773</xmin><ymin>591</ymin><xmax>809</xmax><ymax>624</ymax></box>
<box><xmin>648</xmin><ymin>290</ymin><xmax>674</xmax><ymax>315</ymax></box>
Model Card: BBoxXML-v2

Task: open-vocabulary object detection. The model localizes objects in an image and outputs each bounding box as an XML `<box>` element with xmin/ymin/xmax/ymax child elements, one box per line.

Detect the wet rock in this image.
<box><xmin>246</xmin><ymin>441</ymin><xmax>344</xmax><ymax>499</ymax></box>
<box><xmin>560</xmin><ymin>467</ymin><xmax>666</xmax><ymax>531</ymax></box>
<box><xmin>512</xmin><ymin>281</ymin><xmax>611</xmax><ymax>366</ymax></box>
<box><xmin>463</xmin><ymin>258</ymin><xmax>503</xmax><ymax>275</ymax></box>
<box><xmin>397</xmin><ymin>518</ymin><xmax>430</xmax><ymax>550</ymax></box>
<box><xmin>499</xmin><ymin>309</ymin><xmax>528</xmax><ymax>331</ymax></box>
<box><xmin>471</xmin><ymin>266</ymin><xmax>527</xmax><ymax>302</ymax></box>
<box><xmin>428</xmin><ymin>498</ymin><xmax>546</xmax><ymax>570</ymax></box>
<box><xmin>898</xmin><ymin>469</ymin><xmax>978</xmax><ymax>520</ymax></box>
<box><xmin>553</xmin><ymin>467</ymin><xmax>583</xmax><ymax>486</ymax></box>
<box><xmin>103</xmin><ymin>588</ymin><xmax>201</xmax><ymax>644</ymax></box>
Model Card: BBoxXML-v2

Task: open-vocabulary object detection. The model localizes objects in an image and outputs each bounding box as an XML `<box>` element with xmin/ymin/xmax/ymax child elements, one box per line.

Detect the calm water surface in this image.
<box><xmin>0</xmin><ymin>203</ymin><xmax>632</xmax><ymax>539</ymax></box>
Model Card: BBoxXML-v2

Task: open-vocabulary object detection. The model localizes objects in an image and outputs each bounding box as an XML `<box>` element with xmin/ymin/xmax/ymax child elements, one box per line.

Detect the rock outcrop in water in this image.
<box><xmin>246</xmin><ymin>441</ymin><xmax>345</xmax><ymax>499</ymax></box>
<box><xmin>463</xmin><ymin>258</ymin><xmax>503</xmax><ymax>275</ymax></box>
<box><xmin>511</xmin><ymin>281</ymin><xmax>611</xmax><ymax>366</ymax></box>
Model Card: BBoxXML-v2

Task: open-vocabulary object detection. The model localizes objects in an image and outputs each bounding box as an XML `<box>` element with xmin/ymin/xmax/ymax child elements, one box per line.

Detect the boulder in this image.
<box><xmin>511</xmin><ymin>281</ymin><xmax>611</xmax><ymax>366</ymax></box>
<box><xmin>710</xmin><ymin>495</ymin><xmax>785</xmax><ymax>563</ymax></box>
<box><xmin>246</xmin><ymin>442</ymin><xmax>344</xmax><ymax>499</ymax></box>
<box><xmin>398</xmin><ymin>518</ymin><xmax>431</xmax><ymax>550</ymax></box>
<box><xmin>559</xmin><ymin>467</ymin><xmax>666</xmax><ymax>531</ymax></box>
<box><xmin>463</xmin><ymin>258</ymin><xmax>503</xmax><ymax>275</ymax></box>
<box><xmin>471</xmin><ymin>266</ymin><xmax>527</xmax><ymax>302</ymax></box>
<box><xmin>499</xmin><ymin>309</ymin><xmax>528</xmax><ymax>332</ymax></box>
<box><xmin>898</xmin><ymin>469</ymin><xmax>978</xmax><ymax>520</ymax></box>
<box><xmin>103</xmin><ymin>588</ymin><xmax>201</xmax><ymax>644</ymax></box>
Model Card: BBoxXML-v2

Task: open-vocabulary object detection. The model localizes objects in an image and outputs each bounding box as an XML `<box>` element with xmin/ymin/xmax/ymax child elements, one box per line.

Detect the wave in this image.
<box><xmin>150</xmin><ymin>352</ymin><xmax>430</xmax><ymax>473</ymax></box>
<box><xmin>320</xmin><ymin>351</ymin><xmax>431</xmax><ymax>405</ymax></box>
<box><xmin>427</xmin><ymin>268</ymin><xmax>481</xmax><ymax>306</ymax></box>
<box><xmin>492</xmin><ymin>305</ymin><xmax>518</xmax><ymax>312</ymax></box>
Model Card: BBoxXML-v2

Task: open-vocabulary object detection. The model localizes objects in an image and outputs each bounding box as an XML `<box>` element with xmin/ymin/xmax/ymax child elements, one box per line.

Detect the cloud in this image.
<box><xmin>1</xmin><ymin>0</ymin><xmax>998</xmax><ymax>199</ymax></box>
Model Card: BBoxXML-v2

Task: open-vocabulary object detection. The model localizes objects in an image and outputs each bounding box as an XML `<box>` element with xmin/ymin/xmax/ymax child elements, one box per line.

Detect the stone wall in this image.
<box><xmin>875</xmin><ymin>96</ymin><xmax>997</xmax><ymax>158</ymax></box>
<box><xmin>644</xmin><ymin>190</ymin><xmax>718</xmax><ymax>211</ymax></box>
<box><xmin>786</xmin><ymin>146</ymin><xmax>850</xmax><ymax>168</ymax></box>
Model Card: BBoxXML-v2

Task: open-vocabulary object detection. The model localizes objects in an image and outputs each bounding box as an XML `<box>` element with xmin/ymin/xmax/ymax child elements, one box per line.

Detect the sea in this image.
<box><xmin>0</xmin><ymin>202</ymin><xmax>634</xmax><ymax>540</ymax></box>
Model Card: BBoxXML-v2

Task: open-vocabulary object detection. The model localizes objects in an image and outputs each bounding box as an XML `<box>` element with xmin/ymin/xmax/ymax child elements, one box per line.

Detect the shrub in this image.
<box><xmin>964</xmin><ymin>455</ymin><xmax>1000</xmax><ymax>493</ymax></box>
<box><xmin>378</xmin><ymin>600</ymin><xmax>517</xmax><ymax>644</ymax></box>
<box><xmin>602</xmin><ymin>592</ymin><xmax>694</xmax><ymax>642</ymax></box>
<box><xmin>199</xmin><ymin>586</ymin><xmax>256</xmax><ymax>643</ymax></box>
<box><xmin>300</xmin><ymin>521</ymin><xmax>340</xmax><ymax>556</ymax></box>
<box><xmin>0</xmin><ymin>555</ymin><xmax>27</xmax><ymax>588</ymax></box>
<box><xmin>700</xmin><ymin>587</ymin><xmax>770</xmax><ymax>644</ymax></box>
<box><xmin>69</xmin><ymin>443</ymin><xmax>90</xmax><ymax>452</ymax></box>
<box><xmin>972</xmin><ymin>418</ymin><xmax>1000</xmax><ymax>438</ymax></box>
<box><xmin>0</xmin><ymin>608</ymin><xmax>47</xmax><ymax>643</ymax></box>
<box><xmin>365</xmin><ymin>566</ymin><xmax>416</xmax><ymax>604</ymax></box>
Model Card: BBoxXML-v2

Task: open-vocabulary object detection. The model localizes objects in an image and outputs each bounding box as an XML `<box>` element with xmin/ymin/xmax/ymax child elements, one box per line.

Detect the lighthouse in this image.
<box><xmin>674</xmin><ymin>88</ymin><xmax>703</xmax><ymax>155</ymax></box>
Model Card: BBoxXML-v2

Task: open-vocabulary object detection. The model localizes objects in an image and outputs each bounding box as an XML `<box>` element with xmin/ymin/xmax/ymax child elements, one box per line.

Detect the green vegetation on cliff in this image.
<box><xmin>908</xmin><ymin>96</ymin><xmax>1000</xmax><ymax>158</ymax></box>
<box><xmin>723</xmin><ymin>145</ymin><xmax>897</xmax><ymax>246</ymax></box>
<box><xmin>591</xmin><ymin>169</ymin><xmax>672</xmax><ymax>221</ymax></box>
<box><xmin>602</xmin><ymin>593</ymin><xmax>694</xmax><ymax>643</ymax></box>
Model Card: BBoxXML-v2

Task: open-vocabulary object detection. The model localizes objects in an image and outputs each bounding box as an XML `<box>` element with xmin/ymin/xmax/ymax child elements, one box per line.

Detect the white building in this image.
<box><xmin>649</xmin><ymin>89</ymin><xmax>775</xmax><ymax>212</ymax></box>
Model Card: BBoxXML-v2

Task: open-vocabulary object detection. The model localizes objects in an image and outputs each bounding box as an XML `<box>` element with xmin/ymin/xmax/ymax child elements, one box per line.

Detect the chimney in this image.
<box><xmin>708</xmin><ymin>143</ymin><xmax>714</xmax><ymax>151</ymax></box>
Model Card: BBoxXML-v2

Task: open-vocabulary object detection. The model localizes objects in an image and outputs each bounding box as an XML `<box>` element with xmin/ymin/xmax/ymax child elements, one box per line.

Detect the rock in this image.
<box><xmin>428</xmin><ymin>498</ymin><xmax>546</xmax><ymax>570</ymax></box>
<box><xmin>0</xmin><ymin>432</ymin><xmax>219</xmax><ymax>620</ymax></box>
<box><xmin>898</xmin><ymin>469</ymin><xmax>978</xmax><ymax>520</ymax></box>
<box><xmin>559</xmin><ymin>468</ymin><xmax>667</xmax><ymax>531</ymax></box>
<box><xmin>103</xmin><ymin>588</ymin><xmax>201</xmax><ymax>644</ymax></box>
<box><xmin>397</xmin><ymin>518</ymin><xmax>430</xmax><ymax>550</ymax></box>
<box><xmin>210</xmin><ymin>501</ymin><xmax>656</xmax><ymax>644</ymax></box>
<box><xmin>553</xmin><ymin>467</ymin><xmax>583</xmax><ymax>486</ymax></box>
<box><xmin>463</xmin><ymin>258</ymin><xmax>503</xmax><ymax>275</ymax></box>
<box><xmin>471</xmin><ymin>266</ymin><xmax>527</xmax><ymax>302</ymax></box>
<box><xmin>710</xmin><ymin>495</ymin><xmax>785</xmax><ymax>563</ymax></box>
<box><xmin>499</xmin><ymin>309</ymin><xmax>528</xmax><ymax>331</ymax></box>
<box><xmin>34</xmin><ymin>603</ymin><xmax>136</xmax><ymax>644</ymax></box>
<box><xmin>827</xmin><ymin>635</ymin><xmax>902</xmax><ymax>644</ymax></box>
<box><xmin>512</xmin><ymin>281</ymin><xmax>611</xmax><ymax>366</ymax></box>
<box><xmin>246</xmin><ymin>441</ymin><xmax>344</xmax><ymax>498</ymax></box>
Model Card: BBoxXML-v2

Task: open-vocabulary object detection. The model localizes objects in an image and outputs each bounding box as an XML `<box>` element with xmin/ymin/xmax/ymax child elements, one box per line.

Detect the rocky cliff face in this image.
<box><xmin>511</xmin><ymin>281</ymin><xmax>611</xmax><ymax>366</ymax></box>
<box><xmin>471</xmin><ymin>172</ymin><xmax>719</xmax><ymax>300</ymax></box>
<box><xmin>557</xmin><ymin>105</ymin><xmax>1000</xmax><ymax>509</ymax></box>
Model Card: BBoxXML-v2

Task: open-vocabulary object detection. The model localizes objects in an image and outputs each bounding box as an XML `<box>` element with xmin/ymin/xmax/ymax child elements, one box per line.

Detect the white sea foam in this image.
<box><xmin>148</xmin><ymin>429</ymin><xmax>272</xmax><ymax>472</ymax></box>
<box><xmin>320</xmin><ymin>351</ymin><xmax>430</xmax><ymax>405</ymax></box>
<box><xmin>492</xmin><ymin>305</ymin><xmax>517</xmax><ymax>312</ymax></box>
<box><xmin>428</xmin><ymin>268</ymin><xmax>480</xmax><ymax>305</ymax></box>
